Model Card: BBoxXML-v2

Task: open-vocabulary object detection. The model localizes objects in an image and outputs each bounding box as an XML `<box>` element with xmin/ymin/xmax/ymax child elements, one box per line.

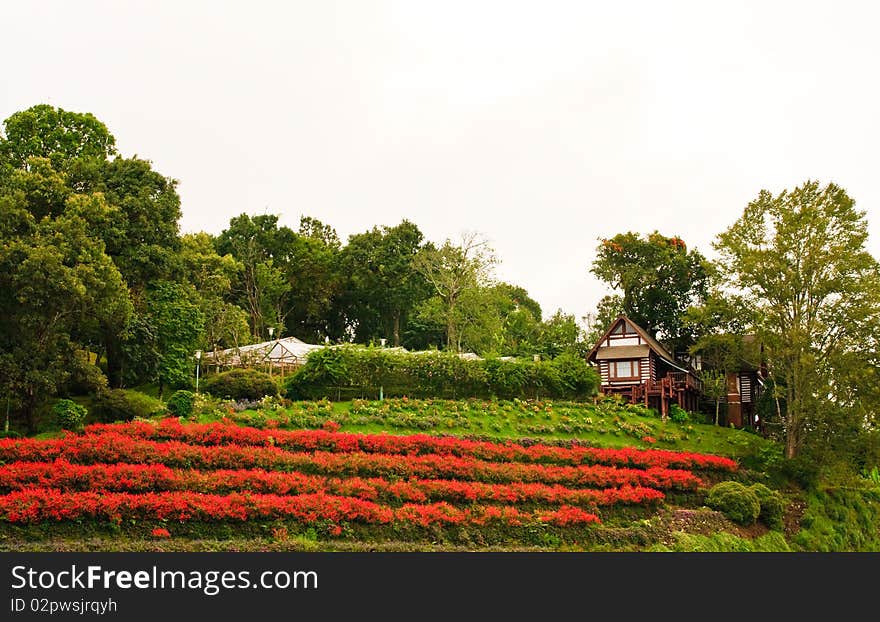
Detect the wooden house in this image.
<box><xmin>721</xmin><ymin>335</ymin><xmax>766</xmax><ymax>429</ymax></box>
<box><xmin>586</xmin><ymin>315</ymin><xmax>702</xmax><ymax>417</ymax></box>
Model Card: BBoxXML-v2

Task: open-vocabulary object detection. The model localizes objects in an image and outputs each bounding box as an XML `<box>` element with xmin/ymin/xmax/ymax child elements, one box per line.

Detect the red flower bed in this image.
<box><xmin>0</xmin><ymin>435</ymin><xmax>702</xmax><ymax>490</ymax></box>
<box><xmin>0</xmin><ymin>422</ymin><xmax>736</xmax><ymax>533</ymax></box>
<box><xmin>81</xmin><ymin>420</ymin><xmax>737</xmax><ymax>472</ymax></box>
<box><xmin>0</xmin><ymin>489</ymin><xmax>601</xmax><ymax>527</ymax></box>
<box><xmin>0</xmin><ymin>461</ymin><xmax>665</xmax><ymax>506</ymax></box>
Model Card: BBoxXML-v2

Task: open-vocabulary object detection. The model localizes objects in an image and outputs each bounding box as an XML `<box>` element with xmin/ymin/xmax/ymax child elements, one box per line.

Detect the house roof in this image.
<box><xmin>587</xmin><ymin>316</ymin><xmax>679</xmax><ymax>368</ymax></box>
<box><xmin>203</xmin><ymin>336</ymin><xmax>323</xmax><ymax>366</ymax></box>
<box><xmin>595</xmin><ymin>345</ymin><xmax>650</xmax><ymax>360</ymax></box>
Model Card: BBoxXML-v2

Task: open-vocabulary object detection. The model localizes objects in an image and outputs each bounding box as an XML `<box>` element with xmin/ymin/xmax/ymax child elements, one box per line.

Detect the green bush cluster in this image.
<box><xmin>749</xmin><ymin>483</ymin><xmax>785</xmax><ymax>530</ymax></box>
<box><xmin>51</xmin><ymin>399</ymin><xmax>88</xmax><ymax>430</ymax></box>
<box><xmin>706</xmin><ymin>481</ymin><xmax>787</xmax><ymax>528</ymax></box>
<box><xmin>166</xmin><ymin>390</ymin><xmax>196</xmax><ymax>418</ymax></box>
<box><xmin>706</xmin><ymin>481</ymin><xmax>761</xmax><ymax>525</ymax></box>
<box><xmin>91</xmin><ymin>389</ymin><xmax>165</xmax><ymax>423</ymax></box>
<box><xmin>202</xmin><ymin>369</ymin><xmax>279</xmax><ymax>400</ymax></box>
<box><xmin>283</xmin><ymin>347</ymin><xmax>599</xmax><ymax>401</ymax></box>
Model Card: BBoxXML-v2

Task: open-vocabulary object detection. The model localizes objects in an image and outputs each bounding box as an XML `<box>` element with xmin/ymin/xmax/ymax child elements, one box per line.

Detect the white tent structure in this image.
<box><xmin>202</xmin><ymin>336</ymin><xmax>324</xmax><ymax>375</ymax></box>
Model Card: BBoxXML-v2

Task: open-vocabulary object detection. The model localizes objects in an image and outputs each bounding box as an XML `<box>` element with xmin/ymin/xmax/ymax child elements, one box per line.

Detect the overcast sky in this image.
<box><xmin>2</xmin><ymin>1</ymin><xmax>878</xmax><ymax>325</ymax></box>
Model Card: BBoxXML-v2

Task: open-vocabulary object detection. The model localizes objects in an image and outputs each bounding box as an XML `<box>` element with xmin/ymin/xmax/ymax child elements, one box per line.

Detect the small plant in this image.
<box><xmin>669</xmin><ymin>404</ymin><xmax>689</xmax><ymax>424</ymax></box>
<box><xmin>706</xmin><ymin>481</ymin><xmax>761</xmax><ymax>525</ymax></box>
<box><xmin>749</xmin><ymin>483</ymin><xmax>785</xmax><ymax>530</ymax></box>
<box><xmin>166</xmin><ymin>390</ymin><xmax>195</xmax><ymax>418</ymax></box>
<box><xmin>52</xmin><ymin>399</ymin><xmax>87</xmax><ymax>431</ymax></box>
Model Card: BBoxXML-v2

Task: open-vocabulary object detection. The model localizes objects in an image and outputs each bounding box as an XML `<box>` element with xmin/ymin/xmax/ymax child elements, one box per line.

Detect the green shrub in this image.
<box><xmin>669</xmin><ymin>404</ymin><xmax>689</xmax><ymax>424</ymax></box>
<box><xmin>794</xmin><ymin>487</ymin><xmax>880</xmax><ymax>551</ymax></box>
<box><xmin>51</xmin><ymin>399</ymin><xmax>88</xmax><ymax>430</ymax></box>
<box><xmin>706</xmin><ymin>481</ymin><xmax>761</xmax><ymax>525</ymax></box>
<box><xmin>166</xmin><ymin>390</ymin><xmax>195</xmax><ymax>418</ymax></box>
<box><xmin>202</xmin><ymin>369</ymin><xmax>279</xmax><ymax>400</ymax></box>
<box><xmin>749</xmin><ymin>483</ymin><xmax>785</xmax><ymax>530</ymax></box>
<box><xmin>284</xmin><ymin>346</ymin><xmax>599</xmax><ymax>401</ymax></box>
<box><xmin>92</xmin><ymin>389</ymin><xmax>165</xmax><ymax>423</ymax></box>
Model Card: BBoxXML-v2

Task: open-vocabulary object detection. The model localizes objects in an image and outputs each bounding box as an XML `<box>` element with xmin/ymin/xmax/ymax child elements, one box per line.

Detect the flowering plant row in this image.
<box><xmin>81</xmin><ymin>421</ymin><xmax>737</xmax><ymax>472</ymax></box>
<box><xmin>0</xmin><ymin>434</ymin><xmax>702</xmax><ymax>490</ymax></box>
<box><xmin>0</xmin><ymin>489</ymin><xmax>600</xmax><ymax>528</ymax></box>
<box><xmin>0</xmin><ymin>461</ymin><xmax>665</xmax><ymax>507</ymax></box>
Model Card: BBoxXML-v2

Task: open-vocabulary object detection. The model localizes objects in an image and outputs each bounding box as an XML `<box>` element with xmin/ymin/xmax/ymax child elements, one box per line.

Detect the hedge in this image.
<box><xmin>91</xmin><ymin>389</ymin><xmax>165</xmax><ymax>423</ymax></box>
<box><xmin>284</xmin><ymin>347</ymin><xmax>599</xmax><ymax>401</ymax></box>
<box><xmin>202</xmin><ymin>369</ymin><xmax>279</xmax><ymax>401</ymax></box>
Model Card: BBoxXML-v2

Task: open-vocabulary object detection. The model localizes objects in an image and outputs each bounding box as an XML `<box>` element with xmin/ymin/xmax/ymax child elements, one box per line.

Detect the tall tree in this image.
<box><xmin>340</xmin><ymin>220</ymin><xmax>428</xmax><ymax>346</ymax></box>
<box><xmin>215</xmin><ymin>214</ymin><xmax>296</xmax><ymax>339</ymax></box>
<box><xmin>179</xmin><ymin>232</ymin><xmax>250</xmax><ymax>352</ymax></box>
<box><xmin>0</xmin><ymin>104</ymin><xmax>116</xmax><ymax>170</ymax></box>
<box><xmin>413</xmin><ymin>232</ymin><xmax>497</xmax><ymax>351</ymax></box>
<box><xmin>0</xmin><ymin>189</ymin><xmax>129</xmax><ymax>430</ymax></box>
<box><xmin>591</xmin><ymin>231</ymin><xmax>712</xmax><ymax>353</ymax></box>
<box><xmin>715</xmin><ymin>180</ymin><xmax>880</xmax><ymax>459</ymax></box>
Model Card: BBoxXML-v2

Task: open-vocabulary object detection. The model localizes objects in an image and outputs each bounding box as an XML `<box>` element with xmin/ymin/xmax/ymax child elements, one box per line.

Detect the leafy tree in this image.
<box><xmin>700</xmin><ymin>369</ymin><xmax>727</xmax><ymax>425</ymax></box>
<box><xmin>715</xmin><ymin>180</ymin><xmax>880</xmax><ymax>459</ymax></box>
<box><xmin>0</xmin><ymin>104</ymin><xmax>116</xmax><ymax>170</ymax></box>
<box><xmin>145</xmin><ymin>281</ymin><xmax>204</xmax><ymax>397</ymax></box>
<box><xmin>216</xmin><ymin>213</ymin><xmax>296</xmax><ymax>339</ymax></box>
<box><xmin>413</xmin><ymin>232</ymin><xmax>497</xmax><ymax>351</ymax></box>
<box><xmin>538</xmin><ymin>310</ymin><xmax>585</xmax><ymax>358</ymax></box>
<box><xmin>591</xmin><ymin>231</ymin><xmax>712</xmax><ymax>353</ymax></box>
<box><xmin>179</xmin><ymin>232</ymin><xmax>251</xmax><ymax>352</ymax></box>
<box><xmin>339</xmin><ymin>220</ymin><xmax>429</xmax><ymax>345</ymax></box>
<box><xmin>0</xmin><ymin>189</ymin><xmax>129</xmax><ymax>431</ymax></box>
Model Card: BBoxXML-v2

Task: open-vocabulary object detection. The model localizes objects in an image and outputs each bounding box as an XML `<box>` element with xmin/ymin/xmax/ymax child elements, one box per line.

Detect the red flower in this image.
<box><xmin>151</xmin><ymin>527</ymin><xmax>170</xmax><ymax>538</ymax></box>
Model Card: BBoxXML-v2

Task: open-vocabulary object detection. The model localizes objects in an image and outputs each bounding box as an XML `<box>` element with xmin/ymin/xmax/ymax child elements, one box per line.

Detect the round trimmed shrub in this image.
<box><xmin>706</xmin><ymin>481</ymin><xmax>761</xmax><ymax>525</ymax></box>
<box><xmin>202</xmin><ymin>369</ymin><xmax>279</xmax><ymax>400</ymax></box>
<box><xmin>52</xmin><ymin>399</ymin><xmax>88</xmax><ymax>430</ymax></box>
<box><xmin>750</xmin><ymin>483</ymin><xmax>785</xmax><ymax>530</ymax></box>
<box><xmin>166</xmin><ymin>390</ymin><xmax>195</xmax><ymax>418</ymax></box>
<box><xmin>92</xmin><ymin>389</ymin><xmax>165</xmax><ymax>423</ymax></box>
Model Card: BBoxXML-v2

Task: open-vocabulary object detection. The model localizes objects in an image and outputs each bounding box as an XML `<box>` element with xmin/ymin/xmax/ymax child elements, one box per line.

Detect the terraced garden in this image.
<box><xmin>0</xmin><ymin>396</ymin><xmax>790</xmax><ymax>551</ymax></box>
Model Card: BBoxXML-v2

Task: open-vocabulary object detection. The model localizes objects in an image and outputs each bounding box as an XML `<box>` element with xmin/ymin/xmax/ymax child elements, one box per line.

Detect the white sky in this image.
<box><xmin>2</xmin><ymin>1</ymin><xmax>878</xmax><ymax>324</ymax></box>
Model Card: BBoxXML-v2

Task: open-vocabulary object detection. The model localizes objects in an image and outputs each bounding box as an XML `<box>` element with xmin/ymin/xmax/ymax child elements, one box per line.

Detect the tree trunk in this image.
<box><xmin>714</xmin><ymin>399</ymin><xmax>720</xmax><ymax>425</ymax></box>
<box><xmin>446</xmin><ymin>300</ymin><xmax>458</xmax><ymax>352</ymax></box>
<box><xmin>393</xmin><ymin>313</ymin><xmax>401</xmax><ymax>347</ymax></box>
<box><xmin>104</xmin><ymin>332</ymin><xmax>124</xmax><ymax>388</ymax></box>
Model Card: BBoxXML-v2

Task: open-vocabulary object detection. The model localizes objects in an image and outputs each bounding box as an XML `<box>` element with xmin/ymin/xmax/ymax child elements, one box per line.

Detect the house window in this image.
<box><xmin>611</xmin><ymin>360</ymin><xmax>639</xmax><ymax>379</ymax></box>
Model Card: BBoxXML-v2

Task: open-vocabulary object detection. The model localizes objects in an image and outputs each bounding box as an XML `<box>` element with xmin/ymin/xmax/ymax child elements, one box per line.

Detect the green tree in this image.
<box><xmin>715</xmin><ymin>180</ymin><xmax>880</xmax><ymax>459</ymax></box>
<box><xmin>145</xmin><ymin>282</ymin><xmax>204</xmax><ymax>398</ymax></box>
<box><xmin>339</xmin><ymin>220</ymin><xmax>429</xmax><ymax>346</ymax></box>
<box><xmin>0</xmin><ymin>104</ymin><xmax>116</xmax><ymax>170</ymax></box>
<box><xmin>413</xmin><ymin>232</ymin><xmax>497</xmax><ymax>352</ymax></box>
<box><xmin>216</xmin><ymin>213</ymin><xmax>296</xmax><ymax>339</ymax></box>
<box><xmin>0</xmin><ymin>189</ymin><xmax>129</xmax><ymax>431</ymax></box>
<box><xmin>700</xmin><ymin>369</ymin><xmax>727</xmax><ymax>425</ymax></box>
<box><xmin>538</xmin><ymin>310</ymin><xmax>585</xmax><ymax>358</ymax></box>
<box><xmin>179</xmin><ymin>232</ymin><xmax>251</xmax><ymax>352</ymax></box>
<box><xmin>591</xmin><ymin>231</ymin><xmax>712</xmax><ymax>353</ymax></box>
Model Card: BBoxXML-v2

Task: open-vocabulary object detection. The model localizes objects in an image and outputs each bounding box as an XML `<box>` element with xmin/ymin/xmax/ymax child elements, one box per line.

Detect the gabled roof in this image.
<box><xmin>203</xmin><ymin>336</ymin><xmax>323</xmax><ymax>366</ymax></box>
<box><xmin>586</xmin><ymin>315</ymin><xmax>678</xmax><ymax>366</ymax></box>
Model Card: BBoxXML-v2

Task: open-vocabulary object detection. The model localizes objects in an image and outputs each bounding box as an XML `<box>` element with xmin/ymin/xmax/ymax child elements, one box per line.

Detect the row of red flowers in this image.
<box><xmin>0</xmin><ymin>461</ymin><xmax>665</xmax><ymax>506</ymax></box>
<box><xmin>0</xmin><ymin>434</ymin><xmax>702</xmax><ymax>490</ymax></box>
<box><xmin>0</xmin><ymin>489</ymin><xmax>600</xmax><ymax>528</ymax></box>
<box><xmin>81</xmin><ymin>421</ymin><xmax>737</xmax><ymax>472</ymax></box>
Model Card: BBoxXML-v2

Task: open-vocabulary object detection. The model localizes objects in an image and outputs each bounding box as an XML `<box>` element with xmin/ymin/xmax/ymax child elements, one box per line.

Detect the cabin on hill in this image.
<box><xmin>586</xmin><ymin>315</ymin><xmax>702</xmax><ymax>418</ymax></box>
<box><xmin>719</xmin><ymin>335</ymin><xmax>766</xmax><ymax>429</ymax></box>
